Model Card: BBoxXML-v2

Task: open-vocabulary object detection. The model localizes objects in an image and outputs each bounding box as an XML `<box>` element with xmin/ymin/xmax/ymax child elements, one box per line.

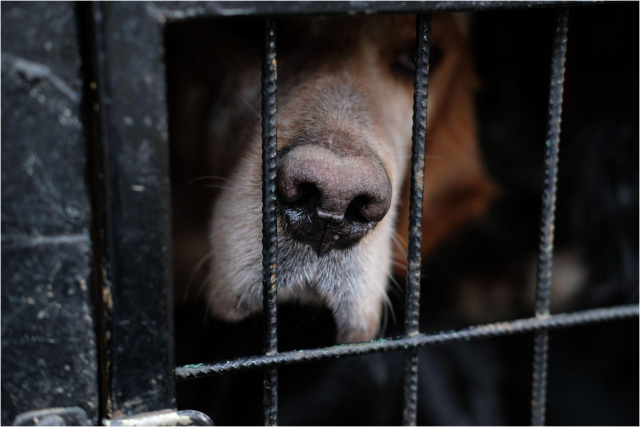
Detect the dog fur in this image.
<box><xmin>169</xmin><ymin>13</ymin><xmax>496</xmax><ymax>343</ymax></box>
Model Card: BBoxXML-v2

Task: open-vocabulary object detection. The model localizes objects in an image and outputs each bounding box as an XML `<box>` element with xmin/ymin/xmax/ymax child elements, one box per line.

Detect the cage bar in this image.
<box><xmin>176</xmin><ymin>304</ymin><xmax>638</xmax><ymax>380</ymax></box>
<box><xmin>155</xmin><ymin>1</ymin><xmax>596</xmax><ymax>21</ymax></box>
<box><xmin>403</xmin><ymin>13</ymin><xmax>432</xmax><ymax>427</ymax></box>
<box><xmin>531</xmin><ymin>8</ymin><xmax>569</xmax><ymax>426</ymax></box>
<box><xmin>261</xmin><ymin>19</ymin><xmax>279</xmax><ymax>427</ymax></box>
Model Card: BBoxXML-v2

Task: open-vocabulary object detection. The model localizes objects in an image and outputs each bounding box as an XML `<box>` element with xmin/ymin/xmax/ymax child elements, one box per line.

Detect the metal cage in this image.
<box><xmin>2</xmin><ymin>2</ymin><xmax>638</xmax><ymax>426</ymax></box>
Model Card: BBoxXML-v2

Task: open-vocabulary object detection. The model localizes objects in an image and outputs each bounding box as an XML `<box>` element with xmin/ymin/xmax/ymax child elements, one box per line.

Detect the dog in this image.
<box><xmin>168</xmin><ymin>13</ymin><xmax>496</xmax><ymax>343</ymax></box>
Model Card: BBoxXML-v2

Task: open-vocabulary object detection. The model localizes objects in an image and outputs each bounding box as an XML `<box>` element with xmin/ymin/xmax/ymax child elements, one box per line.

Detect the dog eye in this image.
<box><xmin>394</xmin><ymin>45</ymin><xmax>443</xmax><ymax>77</ymax></box>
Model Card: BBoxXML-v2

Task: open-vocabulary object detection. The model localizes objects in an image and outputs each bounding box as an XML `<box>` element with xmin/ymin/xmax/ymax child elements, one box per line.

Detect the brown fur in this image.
<box><xmin>394</xmin><ymin>15</ymin><xmax>497</xmax><ymax>273</ymax></box>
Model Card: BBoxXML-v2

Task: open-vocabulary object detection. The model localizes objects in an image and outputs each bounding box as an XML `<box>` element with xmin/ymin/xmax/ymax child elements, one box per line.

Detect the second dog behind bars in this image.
<box><xmin>169</xmin><ymin>13</ymin><xmax>496</xmax><ymax>343</ymax></box>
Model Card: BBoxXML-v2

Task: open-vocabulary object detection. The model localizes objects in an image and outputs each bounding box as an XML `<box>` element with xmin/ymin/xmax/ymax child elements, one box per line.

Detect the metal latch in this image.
<box><xmin>14</xmin><ymin>408</ymin><xmax>213</xmax><ymax>426</ymax></box>
<box><xmin>104</xmin><ymin>410</ymin><xmax>213</xmax><ymax>426</ymax></box>
<box><xmin>13</xmin><ymin>407</ymin><xmax>90</xmax><ymax>426</ymax></box>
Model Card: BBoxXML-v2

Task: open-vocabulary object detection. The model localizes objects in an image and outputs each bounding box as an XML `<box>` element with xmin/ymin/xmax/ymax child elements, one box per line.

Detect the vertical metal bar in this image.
<box><xmin>403</xmin><ymin>13</ymin><xmax>432</xmax><ymax>427</ymax></box>
<box><xmin>531</xmin><ymin>8</ymin><xmax>569</xmax><ymax>426</ymax></box>
<box><xmin>261</xmin><ymin>19</ymin><xmax>279</xmax><ymax>427</ymax></box>
<box><xmin>84</xmin><ymin>2</ymin><xmax>177</xmax><ymax>420</ymax></box>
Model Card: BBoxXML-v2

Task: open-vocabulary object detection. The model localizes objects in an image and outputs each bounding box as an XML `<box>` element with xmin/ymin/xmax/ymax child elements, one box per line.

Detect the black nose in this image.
<box><xmin>277</xmin><ymin>144</ymin><xmax>392</xmax><ymax>255</ymax></box>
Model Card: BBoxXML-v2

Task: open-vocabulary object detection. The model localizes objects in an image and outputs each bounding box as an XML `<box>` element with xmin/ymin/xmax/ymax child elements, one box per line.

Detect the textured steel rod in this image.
<box><xmin>157</xmin><ymin>1</ymin><xmax>597</xmax><ymax>21</ymax></box>
<box><xmin>403</xmin><ymin>13</ymin><xmax>432</xmax><ymax>427</ymax></box>
<box><xmin>531</xmin><ymin>8</ymin><xmax>569</xmax><ymax>427</ymax></box>
<box><xmin>261</xmin><ymin>19</ymin><xmax>279</xmax><ymax>427</ymax></box>
<box><xmin>176</xmin><ymin>305</ymin><xmax>638</xmax><ymax>381</ymax></box>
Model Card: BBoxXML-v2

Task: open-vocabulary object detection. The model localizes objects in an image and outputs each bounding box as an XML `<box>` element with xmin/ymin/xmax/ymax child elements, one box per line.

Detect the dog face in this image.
<box><xmin>203</xmin><ymin>14</ymin><xmax>496</xmax><ymax>343</ymax></box>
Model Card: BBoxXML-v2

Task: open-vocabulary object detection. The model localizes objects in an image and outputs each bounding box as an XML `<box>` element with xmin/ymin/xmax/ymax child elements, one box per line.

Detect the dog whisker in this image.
<box><xmin>393</xmin><ymin>231</ymin><xmax>408</xmax><ymax>246</ymax></box>
<box><xmin>185</xmin><ymin>251</ymin><xmax>214</xmax><ymax>302</ymax></box>
<box><xmin>387</xmin><ymin>270</ymin><xmax>405</xmax><ymax>295</ymax></box>
<box><xmin>391</xmin><ymin>233</ymin><xmax>408</xmax><ymax>258</ymax></box>
<box><xmin>382</xmin><ymin>282</ymin><xmax>397</xmax><ymax>328</ymax></box>
<box><xmin>229</xmin><ymin>87</ymin><xmax>261</xmax><ymax>119</ymax></box>
<box><xmin>200</xmin><ymin>184</ymin><xmax>233</xmax><ymax>191</ymax></box>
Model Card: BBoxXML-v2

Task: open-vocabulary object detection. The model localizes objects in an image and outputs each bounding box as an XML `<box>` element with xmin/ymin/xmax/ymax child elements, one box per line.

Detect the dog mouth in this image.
<box><xmin>272</xmin><ymin>220</ymin><xmax>387</xmax><ymax>343</ymax></box>
<box><xmin>207</xmin><ymin>185</ymin><xmax>391</xmax><ymax>343</ymax></box>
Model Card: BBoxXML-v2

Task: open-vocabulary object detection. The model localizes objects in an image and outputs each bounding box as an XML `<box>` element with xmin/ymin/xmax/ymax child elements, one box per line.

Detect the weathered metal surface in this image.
<box><xmin>82</xmin><ymin>1</ymin><xmax>176</xmax><ymax>420</ymax></box>
<box><xmin>403</xmin><ymin>13</ymin><xmax>432</xmax><ymax>427</ymax></box>
<box><xmin>1</xmin><ymin>1</ymin><xmax>98</xmax><ymax>424</ymax></box>
<box><xmin>151</xmin><ymin>1</ymin><xmax>595</xmax><ymax>20</ymax></box>
<box><xmin>13</xmin><ymin>407</ymin><xmax>90</xmax><ymax>426</ymax></box>
<box><xmin>261</xmin><ymin>19</ymin><xmax>279</xmax><ymax>427</ymax></box>
<box><xmin>176</xmin><ymin>305</ymin><xmax>638</xmax><ymax>380</ymax></box>
<box><xmin>104</xmin><ymin>409</ymin><xmax>213</xmax><ymax>426</ymax></box>
<box><xmin>531</xmin><ymin>8</ymin><xmax>569</xmax><ymax>426</ymax></box>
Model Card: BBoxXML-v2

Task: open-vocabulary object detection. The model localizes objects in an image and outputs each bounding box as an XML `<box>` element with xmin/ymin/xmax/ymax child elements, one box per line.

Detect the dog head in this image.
<box><xmin>204</xmin><ymin>14</ymin><xmax>496</xmax><ymax>342</ymax></box>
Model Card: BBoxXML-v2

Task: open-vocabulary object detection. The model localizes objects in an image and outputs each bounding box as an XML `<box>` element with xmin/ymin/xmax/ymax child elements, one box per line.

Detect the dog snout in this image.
<box><xmin>277</xmin><ymin>144</ymin><xmax>392</xmax><ymax>255</ymax></box>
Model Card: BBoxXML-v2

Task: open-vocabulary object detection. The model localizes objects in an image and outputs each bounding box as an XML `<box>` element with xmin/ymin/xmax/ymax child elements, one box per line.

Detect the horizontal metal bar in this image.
<box><xmin>153</xmin><ymin>1</ymin><xmax>600</xmax><ymax>21</ymax></box>
<box><xmin>176</xmin><ymin>304</ymin><xmax>638</xmax><ymax>381</ymax></box>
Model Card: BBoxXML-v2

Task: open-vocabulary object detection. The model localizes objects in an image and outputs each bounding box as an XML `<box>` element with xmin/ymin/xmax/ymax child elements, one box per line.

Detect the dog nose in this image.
<box><xmin>277</xmin><ymin>144</ymin><xmax>391</xmax><ymax>255</ymax></box>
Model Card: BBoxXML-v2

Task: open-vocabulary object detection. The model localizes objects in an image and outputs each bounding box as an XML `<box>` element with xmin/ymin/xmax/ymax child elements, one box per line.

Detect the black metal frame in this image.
<box><xmin>82</xmin><ymin>2</ymin><xmax>177</xmax><ymax>420</ymax></box>
<box><xmin>2</xmin><ymin>1</ymin><xmax>637</xmax><ymax>426</ymax></box>
<box><xmin>2</xmin><ymin>2</ymin><xmax>99</xmax><ymax>424</ymax></box>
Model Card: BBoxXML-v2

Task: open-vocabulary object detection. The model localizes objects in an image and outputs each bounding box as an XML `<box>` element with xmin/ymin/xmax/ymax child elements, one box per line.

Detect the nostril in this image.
<box><xmin>360</xmin><ymin>196</ymin><xmax>391</xmax><ymax>223</ymax></box>
<box><xmin>348</xmin><ymin>193</ymin><xmax>391</xmax><ymax>223</ymax></box>
<box><xmin>345</xmin><ymin>195</ymin><xmax>372</xmax><ymax>223</ymax></box>
<box><xmin>292</xmin><ymin>183</ymin><xmax>321</xmax><ymax>206</ymax></box>
<box><xmin>278</xmin><ymin>176</ymin><xmax>321</xmax><ymax>206</ymax></box>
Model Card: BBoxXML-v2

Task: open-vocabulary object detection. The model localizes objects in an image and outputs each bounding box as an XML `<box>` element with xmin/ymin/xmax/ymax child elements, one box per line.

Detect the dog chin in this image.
<box><xmin>207</xmin><ymin>211</ymin><xmax>391</xmax><ymax>343</ymax></box>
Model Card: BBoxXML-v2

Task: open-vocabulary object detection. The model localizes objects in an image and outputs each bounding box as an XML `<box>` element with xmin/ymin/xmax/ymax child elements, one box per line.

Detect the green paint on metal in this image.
<box><xmin>183</xmin><ymin>363</ymin><xmax>203</xmax><ymax>369</ymax></box>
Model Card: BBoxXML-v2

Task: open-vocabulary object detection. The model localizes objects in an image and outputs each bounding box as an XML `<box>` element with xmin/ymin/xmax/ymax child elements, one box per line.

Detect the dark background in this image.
<box><xmin>171</xmin><ymin>4</ymin><xmax>639</xmax><ymax>425</ymax></box>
